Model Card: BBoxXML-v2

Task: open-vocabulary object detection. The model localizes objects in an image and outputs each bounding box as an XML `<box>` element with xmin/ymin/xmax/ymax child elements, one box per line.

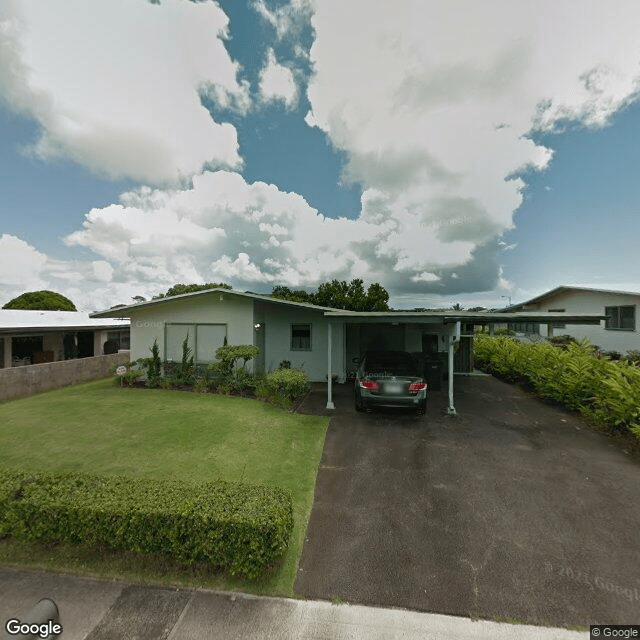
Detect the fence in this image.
<box><xmin>0</xmin><ymin>351</ymin><xmax>130</xmax><ymax>403</ymax></box>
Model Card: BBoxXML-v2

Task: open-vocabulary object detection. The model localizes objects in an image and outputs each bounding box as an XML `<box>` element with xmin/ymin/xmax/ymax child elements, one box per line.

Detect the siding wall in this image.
<box><xmin>253</xmin><ymin>301</ymin><xmax>343</xmax><ymax>381</ymax></box>
<box><xmin>128</xmin><ymin>293</ymin><xmax>254</xmax><ymax>362</ymax></box>
<box><xmin>523</xmin><ymin>290</ymin><xmax>640</xmax><ymax>353</ymax></box>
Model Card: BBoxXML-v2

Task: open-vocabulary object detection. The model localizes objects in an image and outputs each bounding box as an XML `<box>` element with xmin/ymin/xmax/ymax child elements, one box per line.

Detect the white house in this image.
<box><xmin>505</xmin><ymin>286</ymin><xmax>640</xmax><ymax>355</ymax></box>
<box><xmin>0</xmin><ymin>310</ymin><xmax>130</xmax><ymax>369</ymax></box>
<box><xmin>91</xmin><ymin>287</ymin><xmax>604</xmax><ymax>415</ymax></box>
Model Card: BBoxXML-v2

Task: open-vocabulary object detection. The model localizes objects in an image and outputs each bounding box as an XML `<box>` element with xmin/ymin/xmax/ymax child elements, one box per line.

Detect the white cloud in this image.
<box><xmin>253</xmin><ymin>0</ymin><xmax>313</xmax><ymax>42</ymax></box>
<box><xmin>0</xmin><ymin>0</ymin><xmax>249</xmax><ymax>184</ymax></box>
<box><xmin>259</xmin><ymin>49</ymin><xmax>298</xmax><ymax>107</ymax></box>
<box><xmin>0</xmin><ymin>234</ymin><xmax>134</xmax><ymax>310</ymax></box>
<box><xmin>304</xmin><ymin>0</ymin><xmax>640</xmax><ymax>290</ymax></box>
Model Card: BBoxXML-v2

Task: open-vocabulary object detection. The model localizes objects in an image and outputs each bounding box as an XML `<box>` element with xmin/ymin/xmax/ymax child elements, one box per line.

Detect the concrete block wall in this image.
<box><xmin>0</xmin><ymin>351</ymin><xmax>130</xmax><ymax>403</ymax></box>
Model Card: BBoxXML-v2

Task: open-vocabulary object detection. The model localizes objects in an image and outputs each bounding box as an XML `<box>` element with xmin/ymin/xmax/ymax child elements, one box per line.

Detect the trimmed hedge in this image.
<box><xmin>0</xmin><ymin>470</ymin><xmax>293</xmax><ymax>580</ymax></box>
<box><xmin>474</xmin><ymin>334</ymin><xmax>640</xmax><ymax>441</ymax></box>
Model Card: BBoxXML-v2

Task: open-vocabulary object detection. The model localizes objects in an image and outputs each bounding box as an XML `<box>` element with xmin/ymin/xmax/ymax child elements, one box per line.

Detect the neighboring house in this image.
<box><xmin>0</xmin><ymin>310</ymin><xmax>130</xmax><ymax>369</ymax></box>
<box><xmin>91</xmin><ymin>287</ymin><xmax>603</xmax><ymax>415</ymax></box>
<box><xmin>504</xmin><ymin>286</ymin><xmax>640</xmax><ymax>354</ymax></box>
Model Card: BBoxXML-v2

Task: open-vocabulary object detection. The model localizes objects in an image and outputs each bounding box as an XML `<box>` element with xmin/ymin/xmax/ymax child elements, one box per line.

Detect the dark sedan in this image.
<box><xmin>354</xmin><ymin>351</ymin><xmax>427</xmax><ymax>414</ymax></box>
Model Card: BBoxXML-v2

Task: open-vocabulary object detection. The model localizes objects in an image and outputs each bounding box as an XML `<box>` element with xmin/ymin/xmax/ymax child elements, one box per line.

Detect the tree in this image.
<box><xmin>3</xmin><ymin>290</ymin><xmax>76</xmax><ymax>311</ymax></box>
<box><xmin>270</xmin><ymin>286</ymin><xmax>313</xmax><ymax>304</ymax></box>
<box><xmin>152</xmin><ymin>282</ymin><xmax>232</xmax><ymax>299</ymax></box>
<box><xmin>271</xmin><ymin>279</ymin><xmax>390</xmax><ymax>312</ymax></box>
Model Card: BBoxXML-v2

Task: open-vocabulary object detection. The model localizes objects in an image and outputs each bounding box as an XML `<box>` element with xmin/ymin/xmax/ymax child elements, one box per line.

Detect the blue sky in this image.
<box><xmin>1</xmin><ymin>0</ymin><xmax>640</xmax><ymax>311</ymax></box>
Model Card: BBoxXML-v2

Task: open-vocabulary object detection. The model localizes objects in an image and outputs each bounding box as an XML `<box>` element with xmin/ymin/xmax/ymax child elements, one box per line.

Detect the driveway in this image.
<box><xmin>294</xmin><ymin>376</ymin><xmax>640</xmax><ymax>628</ymax></box>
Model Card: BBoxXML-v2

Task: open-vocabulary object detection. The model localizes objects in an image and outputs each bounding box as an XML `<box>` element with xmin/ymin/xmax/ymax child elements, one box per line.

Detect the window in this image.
<box><xmin>291</xmin><ymin>324</ymin><xmax>311</xmax><ymax>350</ymax></box>
<box><xmin>605</xmin><ymin>306</ymin><xmax>636</xmax><ymax>331</ymax></box>
<box><xmin>165</xmin><ymin>323</ymin><xmax>227</xmax><ymax>363</ymax></box>
<box><xmin>548</xmin><ymin>308</ymin><xmax>566</xmax><ymax>329</ymax></box>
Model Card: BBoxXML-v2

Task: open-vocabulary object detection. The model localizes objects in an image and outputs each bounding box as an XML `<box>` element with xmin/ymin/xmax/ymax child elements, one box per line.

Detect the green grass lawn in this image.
<box><xmin>0</xmin><ymin>378</ymin><xmax>329</xmax><ymax>597</ymax></box>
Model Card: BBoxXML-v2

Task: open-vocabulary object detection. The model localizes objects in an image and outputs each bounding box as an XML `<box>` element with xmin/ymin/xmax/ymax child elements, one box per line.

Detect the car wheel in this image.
<box><xmin>355</xmin><ymin>391</ymin><xmax>363</xmax><ymax>412</ymax></box>
<box><xmin>417</xmin><ymin>400</ymin><xmax>426</xmax><ymax>416</ymax></box>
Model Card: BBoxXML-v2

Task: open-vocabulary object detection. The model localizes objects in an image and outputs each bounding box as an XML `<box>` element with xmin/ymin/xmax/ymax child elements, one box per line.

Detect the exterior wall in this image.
<box><xmin>253</xmin><ymin>301</ymin><xmax>343</xmax><ymax>382</ymax></box>
<box><xmin>521</xmin><ymin>290</ymin><xmax>640</xmax><ymax>353</ymax></box>
<box><xmin>127</xmin><ymin>293</ymin><xmax>254</xmax><ymax>363</ymax></box>
<box><xmin>0</xmin><ymin>351</ymin><xmax>130</xmax><ymax>403</ymax></box>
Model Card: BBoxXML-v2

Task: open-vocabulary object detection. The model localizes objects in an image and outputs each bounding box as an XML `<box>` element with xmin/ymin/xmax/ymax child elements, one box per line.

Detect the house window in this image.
<box><xmin>165</xmin><ymin>323</ymin><xmax>227</xmax><ymax>363</ymax></box>
<box><xmin>291</xmin><ymin>324</ymin><xmax>311</xmax><ymax>351</ymax></box>
<box><xmin>548</xmin><ymin>308</ymin><xmax>566</xmax><ymax>329</ymax></box>
<box><xmin>605</xmin><ymin>306</ymin><xmax>635</xmax><ymax>331</ymax></box>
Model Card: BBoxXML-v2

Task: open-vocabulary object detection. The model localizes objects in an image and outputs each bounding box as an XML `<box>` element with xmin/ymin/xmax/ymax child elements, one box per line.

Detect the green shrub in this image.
<box><xmin>263</xmin><ymin>368</ymin><xmax>310</xmax><ymax>407</ymax></box>
<box><xmin>0</xmin><ymin>469</ymin><xmax>293</xmax><ymax>580</ymax></box>
<box><xmin>110</xmin><ymin>360</ymin><xmax>145</xmax><ymax>387</ymax></box>
<box><xmin>212</xmin><ymin>345</ymin><xmax>260</xmax><ymax>377</ymax></box>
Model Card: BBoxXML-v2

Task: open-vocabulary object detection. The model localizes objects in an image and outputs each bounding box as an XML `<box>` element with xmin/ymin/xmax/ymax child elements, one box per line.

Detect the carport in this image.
<box><xmin>323</xmin><ymin>310</ymin><xmax>605</xmax><ymax>414</ymax></box>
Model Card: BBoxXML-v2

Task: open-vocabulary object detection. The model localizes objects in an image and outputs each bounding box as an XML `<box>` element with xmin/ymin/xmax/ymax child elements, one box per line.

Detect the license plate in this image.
<box><xmin>385</xmin><ymin>384</ymin><xmax>402</xmax><ymax>394</ymax></box>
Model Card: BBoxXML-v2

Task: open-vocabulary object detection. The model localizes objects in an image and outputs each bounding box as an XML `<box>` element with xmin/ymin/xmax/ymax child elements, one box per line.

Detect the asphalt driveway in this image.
<box><xmin>294</xmin><ymin>376</ymin><xmax>640</xmax><ymax>628</ymax></box>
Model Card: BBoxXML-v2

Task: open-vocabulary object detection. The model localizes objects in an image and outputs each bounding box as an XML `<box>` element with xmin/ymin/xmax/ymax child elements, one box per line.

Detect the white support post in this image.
<box><xmin>326</xmin><ymin>321</ymin><xmax>335</xmax><ymax>409</ymax></box>
<box><xmin>447</xmin><ymin>321</ymin><xmax>460</xmax><ymax>416</ymax></box>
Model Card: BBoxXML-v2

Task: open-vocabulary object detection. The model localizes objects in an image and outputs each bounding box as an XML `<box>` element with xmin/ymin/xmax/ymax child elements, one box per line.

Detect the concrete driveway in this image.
<box><xmin>294</xmin><ymin>376</ymin><xmax>640</xmax><ymax>628</ymax></box>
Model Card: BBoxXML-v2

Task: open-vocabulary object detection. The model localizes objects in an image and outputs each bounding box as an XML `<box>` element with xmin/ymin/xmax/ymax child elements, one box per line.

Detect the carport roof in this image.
<box><xmin>323</xmin><ymin>310</ymin><xmax>605</xmax><ymax>324</ymax></box>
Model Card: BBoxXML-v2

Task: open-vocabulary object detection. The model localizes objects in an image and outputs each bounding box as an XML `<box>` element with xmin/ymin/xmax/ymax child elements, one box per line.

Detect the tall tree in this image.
<box><xmin>3</xmin><ymin>290</ymin><xmax>77</xmax><ymax>311</ymax></box>
<box><xmin>271</xmin><ymin>279</ymin><xmax>390</xmax><ymax>311</ymax></box>
<box><xmin>152</xmin><ymin>282</ymin><xmax>232</xmax><ymax>299</ymax></box>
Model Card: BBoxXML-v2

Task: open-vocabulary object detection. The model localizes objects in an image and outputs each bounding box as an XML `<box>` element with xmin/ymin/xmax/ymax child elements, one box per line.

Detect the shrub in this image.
<box><xmin>262</xmin><ymin>368</ymin><xmax>310</xmax><ymax>407</ymax></box>
<box><xmin>141</xmin><ymin>339</ymin><xmax>162</xmax><ymax>388</ymax></box>
<box><xmin>0</xmin><ymin>469</ymin><xmax>293</xmax><ymax>580</ymax></box>
<box><xmin>174</xmin><ymin>334</ymin><xmax>196</xmax><ymax>386</ymax></box>
<box><xmin>213</xmin><ymin>345</ymin><xmax>260</xmax><ymax>377</ymax></box>
<box><xmin>110</xmin><ymin>360</ymin><xmax>145</xmax><ymax>387</ymax></box>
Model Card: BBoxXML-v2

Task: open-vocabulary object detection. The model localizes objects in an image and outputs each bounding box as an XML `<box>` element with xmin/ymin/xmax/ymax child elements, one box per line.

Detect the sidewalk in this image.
<box><xmin>0</xmin><ymin>567</ymin><xmax>588</xmax><ymax>640</ymax></box>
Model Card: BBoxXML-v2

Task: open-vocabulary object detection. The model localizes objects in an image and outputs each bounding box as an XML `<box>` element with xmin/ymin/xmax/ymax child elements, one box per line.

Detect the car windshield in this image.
<box><xmin>364</xmin><ymin>353</ymin><xmax>417</xmax><ymax>377</ymax></box>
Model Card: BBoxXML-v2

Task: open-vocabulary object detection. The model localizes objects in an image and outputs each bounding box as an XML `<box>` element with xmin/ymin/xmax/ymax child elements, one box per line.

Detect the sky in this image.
<box><xmin>1</xmin><ymin>0</ymin><xmax>640</xmax><ymax>312</ymax></box>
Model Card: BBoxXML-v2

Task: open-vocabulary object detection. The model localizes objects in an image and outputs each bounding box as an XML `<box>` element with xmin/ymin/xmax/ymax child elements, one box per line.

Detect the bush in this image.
<box><xmin>110</xmin><ymin>360</ymin><xmax>145</xmax><ymax>387</ymax></box>
<box><xmin>0</xmin><ymin>469</ymin><xmax>293</xmax><ymax>580</ymax></box>
<box><xmin>262</xmin><ymin>368</ymin><xmax>310</xmax><ymax>407</ymax></box>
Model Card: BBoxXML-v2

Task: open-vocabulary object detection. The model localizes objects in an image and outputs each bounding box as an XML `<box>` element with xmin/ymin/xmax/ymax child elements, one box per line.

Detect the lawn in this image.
<box><xmin>0</xmin><ymin>378</ymin><xmax>329</xmax><ymax>597</ymax></box>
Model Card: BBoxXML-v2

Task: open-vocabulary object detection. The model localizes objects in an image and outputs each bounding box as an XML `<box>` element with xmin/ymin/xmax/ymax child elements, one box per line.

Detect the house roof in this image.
<box><xmin>0</xmin><ymin>310</ymin><xmax>130</xmax><ymax>335</ymax></box>
<box><xmin>506</xmin><ymin>285</ymin><xmax>640</xmax><ymax>311</ymax></box>
<box><xmin>90</xmin><ymin>287</ymin><xmax>605</xmax><ymax>325</ymax></box>
<box><xmin>90</xmin><ymin>287</ymin><xmax>341</xmax><ymax>318</ymax></box>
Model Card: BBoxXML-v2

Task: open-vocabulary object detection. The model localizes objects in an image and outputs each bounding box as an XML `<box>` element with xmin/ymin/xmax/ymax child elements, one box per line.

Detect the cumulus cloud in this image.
<box><xmin>252</xmin><ymin>0</ymin><xmax>313</xmax><ymax>42</ymax></box>
<box><xmin>304</xmin><ymin>0</ymin><xmax>640</xmax><ymax>291</ymax></box>
<box><xmin>0</xmin><ymin>0</ymin><xmax>249</xmax><ymax>184</ymax></box>
<box><xmin>0</xmin><ymin>234</ymin><xmax>135</xmax><ymax>310</ymax></box>
<box><xmin>259</xmin><ymin>49</ymin><xmax>298</xmax><ymax>107</ymax></box>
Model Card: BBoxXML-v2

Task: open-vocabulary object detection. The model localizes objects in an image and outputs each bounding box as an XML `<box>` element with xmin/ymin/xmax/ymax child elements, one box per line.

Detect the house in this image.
<box><xmin>504</xmin><ymin>286</ymin><xmax>640</xmax><ymax>355</ymax></box>
<box><xmin>0</xmin><ymin>310</ymin><xmax>130</xmax><ymax>369</ymax></box>
<box><xmin>91</xmin><ymin>287</ymin><xmax>604</xmax><ymax>415</ymax></box>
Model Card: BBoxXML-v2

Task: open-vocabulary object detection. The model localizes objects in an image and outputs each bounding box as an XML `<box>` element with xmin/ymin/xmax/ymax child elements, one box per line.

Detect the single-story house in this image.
<box><xmin>91</xmin><ymin>288</ymin><xmax>604</xmax><ymax>415</ymax></box>
<box><xmin>503</xmin><ymin>286</ymin><xmax>640</xmax><ymax>355</ymax></box>
<box><xmin>0</xmin><ymin>310</ymin><xmax>130</xmax><ymax>369</ymax></box>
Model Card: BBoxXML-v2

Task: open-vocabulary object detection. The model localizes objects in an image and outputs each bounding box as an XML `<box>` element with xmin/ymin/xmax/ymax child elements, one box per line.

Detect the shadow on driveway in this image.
<box><xmin>294</xmin><ymin>377</ymin><xmax>640</xmax><ymax>628</ymax></box>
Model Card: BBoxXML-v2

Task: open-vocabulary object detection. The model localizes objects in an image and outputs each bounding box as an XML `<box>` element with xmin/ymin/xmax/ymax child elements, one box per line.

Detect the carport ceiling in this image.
<box><xmin>323</xmin><ymin>311</ymin><xmax>605</xmax><ymax>325</ymax></box>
